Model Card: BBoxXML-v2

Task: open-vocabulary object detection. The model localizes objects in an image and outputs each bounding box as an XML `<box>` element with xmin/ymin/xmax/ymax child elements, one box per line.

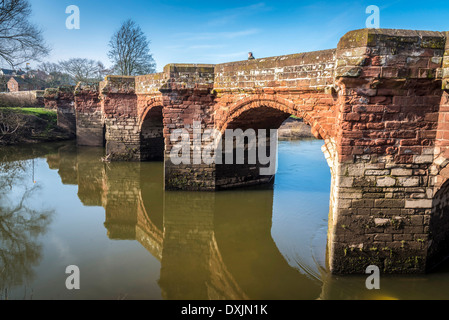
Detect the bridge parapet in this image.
<box><xmin>136</xmin><ymin>72</ymin><xmax>169</xmax><ymax>94</ymax></box>
<box><xmin>100</xmin><ymin>75</ymin><xmax>136</xmax><ymax>95</ymax></box>
<box><xmin>336</xmin><ymin>29</ymin><xmax>446</xmax><ymax>81</ymax></box>
<box><xmin>214</xmin><ymin>49</ymin><xmax>336</xmax><ymax>92</ymax></box>
<box><xmin>135</xmin><ymin>64</ymin><xmax>215</xmax><ymax>94</ymax></box>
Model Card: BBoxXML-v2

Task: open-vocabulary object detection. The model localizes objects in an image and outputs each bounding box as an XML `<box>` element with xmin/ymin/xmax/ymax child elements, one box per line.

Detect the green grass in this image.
<box><xmin>5</xmin><ymin>107</ymin><xmax>56</xmax><ymax>117</ymax></box>
<box><xmin>1</xmin><ymin>107</ymin><xmax>57</xmax><ymax>125</ymax></box>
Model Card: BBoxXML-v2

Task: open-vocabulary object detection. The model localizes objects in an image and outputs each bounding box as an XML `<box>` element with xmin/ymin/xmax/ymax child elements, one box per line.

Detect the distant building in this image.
<box><xmin>0</xmin><ymin>69</ymin><xmax>14</xmax><ymax>77</ymax></box>
<box><xmin>7</xmin><ymin>76</ymin><xmax>46</xmax><ymax>92</ymax></box>
<box><xmin>0</xmin><ymin>68</ymin><xmax>26</xmax><ymax>77</ymax></box>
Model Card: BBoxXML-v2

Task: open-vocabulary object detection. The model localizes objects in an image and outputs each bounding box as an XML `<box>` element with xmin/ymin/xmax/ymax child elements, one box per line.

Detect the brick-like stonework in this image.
<box><xmin>44</xmin><ymin>86</ymin><xmax>76</xmax><ymax>135</ymax></box>
<box><xmin>74</xmin><ymin>83</ymin><xmax>104</xmax><ymax>146</ymax></box>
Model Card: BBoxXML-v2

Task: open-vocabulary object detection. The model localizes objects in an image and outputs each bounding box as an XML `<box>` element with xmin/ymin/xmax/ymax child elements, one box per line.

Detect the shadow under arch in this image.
<box><xmin>139</xmin><ymin>105</ymin><xmax>164</xmax><ymax>161</ymax></box>
<box><xmin>428</xmin><ymin>178</ymin><xmax>449</xmax><ymax>270</ymax></box>
<box><xmin>216</xmin><ymin>96</ymin><xmax>336</xmax><ymax>156</ymax></box>
<box><xmin>215</xmin><ymin>97</ymin><xmax>336</xmax><ymax>190</ymax></box>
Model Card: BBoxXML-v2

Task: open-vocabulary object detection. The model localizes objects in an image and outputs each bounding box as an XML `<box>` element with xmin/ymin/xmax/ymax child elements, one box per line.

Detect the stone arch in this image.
<box><xmin>138</xmin><ymin>101</ymin><xmax>165</xmax><ymax>161</ymax></box>
<box><xmin>427</xmin><ymin>150</ymin><xmax>449</xmax><ymax>269</ymax></box>
<box><xmin>213</xmin><ymin>95</ymin><xmax>338</xmax><ymax>190</ymax></box>
<box><xmin>216</xmin><ymin>95</ymin><xmax>337</xmax><ymax>170</ymax></box>
<box><xmin>218</xmin><ymin>96</ymin><xmax>326</xmax><ymax>138</ymax></box>
<box><xmin>432</xmin><ymin>150</ymin><xmax>449</xmax><ymax>190</ymax></box>
<box><xmin>428</xmin><ymin>176</ymin><xmax>449</xmax><ymax>270</ymax></box>
<box><xmin>137</xmin><ymin>96</ymin><xmax>165</xmax><ymax>130</ymax></box>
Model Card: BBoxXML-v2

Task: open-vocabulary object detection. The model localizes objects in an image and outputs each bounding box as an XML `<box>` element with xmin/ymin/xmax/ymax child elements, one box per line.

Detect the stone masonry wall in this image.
<box><xmin>100</xmin><ymin>76</ymin><xmax>140</xmax><ymax>160</ymax></box>
<box><xmin>163</xmin><ymin>86</ymin><xmax>216</xmax><ymax>190</ymax></box>
<box><xmin>155</xmin><ymin>64</ymin><xmax>217</xmax><ymax>190</ymax></box>
<box><xmin>330</xmin><ymin>29</ymin><xmax>447</xmax><ymax>273</ymax></box>
<box><xmin>74</xmin><ymin>83</ymin><xmax>104</xmax><ymax>146</ymax></box>
<box><xmin>213</xmin><ymin>50</ymin><xmax>339</xmax><ymax>189</ymax></box>
<box><xmin>44</xmin><ymin>86</ymin><xmax>76</xmax><ymax>135</ymax></box>
<box><xmin>427</xmin><ymin>31</ymin><xmax>449</xmax><ymax>269</ymax></box>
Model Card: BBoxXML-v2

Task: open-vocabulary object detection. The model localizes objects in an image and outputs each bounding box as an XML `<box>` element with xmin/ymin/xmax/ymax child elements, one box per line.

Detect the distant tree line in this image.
<box><xmin>0</xmin><ymin>0</ymin><xmax>156</xmax><ymax>90</ymax></box>
<box><xmin>37</xmin><ymin>17</ymin><xmax>158</xmax><ymax>86</ymax></box>
<box><xmin>37</xmin><ymin>59</ymin><xmax>111</xmax><ymax>86</ymax></box>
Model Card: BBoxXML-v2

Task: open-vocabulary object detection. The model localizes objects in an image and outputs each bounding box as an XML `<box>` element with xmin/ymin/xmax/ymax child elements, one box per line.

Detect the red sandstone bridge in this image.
<box><xmin>44</xmin><ymin>28</ymin><xmax>449</xmax><ymax>275</ymax></box>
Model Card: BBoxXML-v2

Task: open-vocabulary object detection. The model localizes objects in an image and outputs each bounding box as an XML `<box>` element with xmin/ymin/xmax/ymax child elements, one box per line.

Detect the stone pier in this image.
<box><xmin>44</xmin><ymin>86</ymin><xmax>76</xmax><ymax>136</ymax></box>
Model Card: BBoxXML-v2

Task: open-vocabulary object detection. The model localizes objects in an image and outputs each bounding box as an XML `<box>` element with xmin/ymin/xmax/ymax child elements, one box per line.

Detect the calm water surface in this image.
<box><xmin>2</xmin><ymin>139</ymin><xmax>449</xmax><ymax>300</ymax></box>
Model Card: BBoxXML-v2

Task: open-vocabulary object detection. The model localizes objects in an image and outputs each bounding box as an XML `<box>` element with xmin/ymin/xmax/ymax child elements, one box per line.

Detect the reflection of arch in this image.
<box><xmin>213</xmin><ymin>191</ymin><xmax>322</xmax><ymax>299</ymax></box>
<box><xmin>207</xmin><ymin>234</ymin><xmax>249</xmax><ymax>300</ymax></box>
<box><xmin>49</xmin><ymin>145</ymin><xmax>322</xmax><ymax>299</ymax></box>
<box><xmin>136</xmin><ymin>191</ymin><xmax>164</xmax><ymax>261</ymax></box>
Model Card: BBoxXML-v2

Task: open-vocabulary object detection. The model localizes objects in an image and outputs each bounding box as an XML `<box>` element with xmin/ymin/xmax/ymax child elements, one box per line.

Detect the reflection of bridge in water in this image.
<box><xmin>45</xmin><ymin>143</ymin><xmax>324</xmax><ymax>300</ymax></box>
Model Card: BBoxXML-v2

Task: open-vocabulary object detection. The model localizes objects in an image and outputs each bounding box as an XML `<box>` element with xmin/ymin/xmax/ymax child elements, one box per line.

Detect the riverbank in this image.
<box><xmin>0</xmin><ymin>110</ymin><xmax>315</xmax><ymax>147</ymax></box>
<box><xmin>0</xmin><ymin>107</ymin><xmax>73</xmax><ymax>146</ymax></box>
<box><xmin>278</xmin><ymin>117</ymin><xmax>316</xmax><ymax>140</ymax></box>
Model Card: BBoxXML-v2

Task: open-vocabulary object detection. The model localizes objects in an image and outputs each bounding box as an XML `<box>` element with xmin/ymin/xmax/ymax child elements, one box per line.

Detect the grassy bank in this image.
<box><xmin>5</xmin><ymin>107</ymin><xmax>57</xmax><ymax>122</ymax></box>
<box><xmin>0</xmin><ymin>107</ymin><xmax>72</xmax><ymax>145</ymax></box>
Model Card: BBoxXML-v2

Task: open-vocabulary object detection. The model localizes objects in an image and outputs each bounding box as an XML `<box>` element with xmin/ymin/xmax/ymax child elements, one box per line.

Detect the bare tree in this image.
<box><xmin>108</xmin><ymin>19</ymin><xmax>156</xmax><ymax>76</ymax></box>
<box><xmin>0</xmin><ymin>0</ymin><xmax>50</xmax><ymax>67</ymax></box>
<box><xmin>37</xmin><ymin>62</ymin><xmax>61</xmax><ymax>75</ymax></box>
<box><xmin>95</xmin><ymin>61</ymin><xmax>112</xmax><ymax>81</ymax></box>
<box><xmin>0</xmin><ymin>109</ymin><xmax>26</xmax><ymax>142</ymax></box>
<box><xmin>58</xmin><ymin>58</ymin><xmax>108</xmax><ymax>83</ymax></box>
<box><xmin>0</xmin><ymin>159</ymin><xmax>53</xmax><ymax>296</ymax></box>
<box><xmin>37</xmin><ymin>61</ymin><xmax>74</xmax><ymax>87</ymax></box>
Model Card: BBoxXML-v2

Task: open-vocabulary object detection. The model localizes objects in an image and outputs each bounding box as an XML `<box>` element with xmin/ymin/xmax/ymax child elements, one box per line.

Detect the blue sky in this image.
<box><xmin>22</xmin><ymin>0</ymin><xmax>449</xmax><ymax>72</ymax></box>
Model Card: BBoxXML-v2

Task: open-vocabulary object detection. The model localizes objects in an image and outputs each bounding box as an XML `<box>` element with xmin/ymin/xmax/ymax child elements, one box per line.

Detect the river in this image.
<box><xmin>1</xmin><ymin>139</ymin><xmax>449</xmax><ymax>300</ymax></box>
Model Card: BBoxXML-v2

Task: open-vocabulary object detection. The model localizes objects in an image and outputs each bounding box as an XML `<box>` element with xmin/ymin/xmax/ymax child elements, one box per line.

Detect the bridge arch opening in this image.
<box><xmin>215</xmin><ymin>99</ymin><xmax>335</xmax><ymax>190</ymax></box>
<box><xmin>428</xmin><ymin>175</ymin><xmax>449</xmax><ymax>270</ymax></box>
<box><xmin>216</xmin><ymin>105</ymin><xmax>290</xmax><ymax>189</ymax></box>
<box><xmin>214</xmin><ymin>99</ymin><xmax>337</xmax><ymax>273</ymax></box>
<box><xmin>140</xmin><ymin>105</ymin><xmax>164</xmax><ymax>161</ymax></box>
